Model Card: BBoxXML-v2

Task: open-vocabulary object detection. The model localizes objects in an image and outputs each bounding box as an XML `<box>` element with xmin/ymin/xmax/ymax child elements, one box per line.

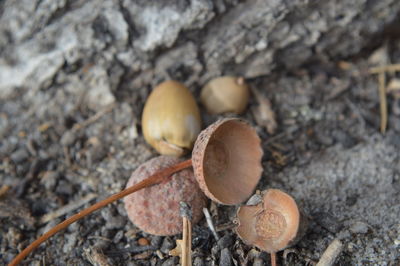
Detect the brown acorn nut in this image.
<box><xmin>124</xmin><ymin>156</ymin><xmax>206</xmax><ymax>236</ymax></box>
<box><xmin>142</xmin><ymin>80</ymin><xmax>202</xmax><ymax>156</ymax></box>
<box><xmin>235</xmin><ymin>189</ymin><xmax>308</xmax><ymax>254</ymax></box>
<box><xmin>200</xmin><ymin>76</ymin><xmax>250</xmax><ymax>114</ymax></box>
<box><xmin>192</xmin><ymin>118</ymin><xmax>263</xmax><ymax>205</ymax></box>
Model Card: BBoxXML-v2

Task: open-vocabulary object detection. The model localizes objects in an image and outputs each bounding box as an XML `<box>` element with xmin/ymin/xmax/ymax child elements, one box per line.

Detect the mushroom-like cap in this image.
<box><xmin>124</xmin><ymin>156</ymin><xmax>207</xmax><ymax>236</ymax></box>
<box><xmin>192</xmin><ymin>118</ymin><xmax>263</xmax><ymax>205</ymax></box>
<box><xmin>236</xmin><ymin>189</ymin><xmax>306</xmax><ymax>253</ymax></box>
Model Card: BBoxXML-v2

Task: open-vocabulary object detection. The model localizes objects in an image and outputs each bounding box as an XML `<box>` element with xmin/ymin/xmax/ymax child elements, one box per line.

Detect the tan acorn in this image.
<box><xmin>200</xmin><ymin>76</ymin><xmax>250</xmax><ymax>114</ymax></box>
<box><xmin>142</xmin><ymin>80</ymin><xmax>202</xmax><ymax>156</ymax></box>
<box><xmin>235</xmin><ymin>189</ymin><xmax>308</xmax><ymax>266</ymax></box>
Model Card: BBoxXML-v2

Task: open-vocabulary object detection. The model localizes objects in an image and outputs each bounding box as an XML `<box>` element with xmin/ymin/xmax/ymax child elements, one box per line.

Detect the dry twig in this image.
<box><xmin>180</xmin><ymin>202</ymin><xmax>192</xmax><ymax>266</ymax></box>
<box><xmin>73</xmin><ymin>103</ymin><xmax>115</xmax><ymax>130</ymax></box>
<box><xmin>40</xmin><ymin>193</ymin><xmax>97</xmax><ymax>224</ymax></box>
<box><xmin>316</xmin><ymin>239</ymin><xmax>343</xmax><ymax>266</ymax></box>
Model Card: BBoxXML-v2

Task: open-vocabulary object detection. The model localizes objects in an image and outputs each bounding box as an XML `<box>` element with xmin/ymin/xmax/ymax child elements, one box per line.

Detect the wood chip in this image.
<box><xmin>40</xmin><ymin>193</ymin><xmax>97</xmax><ymax>224</ymax></box>
<box><xmin>250</xmin><ymin>87</ymin><xmax>277</xmax><ymax>134</ymax></box>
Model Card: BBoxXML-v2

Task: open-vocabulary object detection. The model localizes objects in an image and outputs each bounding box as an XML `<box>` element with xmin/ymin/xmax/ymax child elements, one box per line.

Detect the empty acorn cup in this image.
<box><xmin>192</xmin><ymin>118</ymin><xmax>263</xmax><ymax>205</ymax></box>
<box><xmin>235</xmin><ymin>189</ymin><xmax>308</xmax><ymax>266</ymax></box>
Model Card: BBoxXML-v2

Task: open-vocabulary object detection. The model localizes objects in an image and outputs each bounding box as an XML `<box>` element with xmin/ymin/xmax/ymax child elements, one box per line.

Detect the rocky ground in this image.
<box><xmin>1</xmin><ymin>0</ymin><xmax>400</xmax><ymax>265</ymax></box>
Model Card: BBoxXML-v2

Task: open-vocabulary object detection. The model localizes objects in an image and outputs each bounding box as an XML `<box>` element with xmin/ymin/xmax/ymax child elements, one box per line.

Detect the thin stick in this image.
<box><xmin>73</xmin><ymin>104</ymin><xmax>115</xmax><ymax>130</ymax></box>
<box><xmin>316</xmin><ymin>239</ymin><xmax>343</xmax><ymax>266</ymax></box>
<box><xmin>369</xmin><ymin>64</ymin><xmax>400</xmax><ymax>74</ymax></box>
<box><xmin>271</xmin><ymin>252</ymin><xmax>277</xmax><ymax>266</ymax></box>
<box><xmin>203</xmin><ymin>208</ymin><xmax>219</xmax><ymax>241</ymax></box>
<box><xmin>180</xmin><ymin>202</ymin><xmax>192</xmax><ymax>266</ymax></box>
<box><xmin>9</xmin><ymin>159</ymin><xmax>192</xmax><ymax>266</ymax></box>
<box><xmin>378</xmin><ymin>71</ymin><xmax>387</xmax><ymax>133</ymax></box>
<box><xmin>40</xmin><ymin>193</ymin><xmax>97</xmax><ymax>224</ymax></box>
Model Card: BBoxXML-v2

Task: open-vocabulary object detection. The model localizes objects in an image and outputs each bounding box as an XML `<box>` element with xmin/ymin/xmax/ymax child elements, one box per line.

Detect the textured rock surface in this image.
<box><xmin>1</xmin><ymin>0</ymin><xmax>400</xmax><ymax>100</ymax></box>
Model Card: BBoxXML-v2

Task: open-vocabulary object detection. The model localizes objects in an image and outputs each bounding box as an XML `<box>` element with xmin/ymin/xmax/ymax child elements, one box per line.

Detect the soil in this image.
<box><xmin>1</xmin><ymin>1</ymin><xmax>400</xmax><ymax>265</ymax></box>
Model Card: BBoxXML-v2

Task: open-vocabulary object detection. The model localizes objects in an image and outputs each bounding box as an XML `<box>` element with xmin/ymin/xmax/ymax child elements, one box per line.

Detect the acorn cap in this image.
<box><xmin>124</xmin><ymin>156</ymin><xmax>206</xmax><ymax>236</ymax></box>
<box><xmin>192</xmin><ymin>118</ymin><xmax>263</xmax><ymax>205</ymax></box>
<box><xmin>236</xmin><ymin>189</ymin><xmax>307</xmax><ymax>253</ymax></box>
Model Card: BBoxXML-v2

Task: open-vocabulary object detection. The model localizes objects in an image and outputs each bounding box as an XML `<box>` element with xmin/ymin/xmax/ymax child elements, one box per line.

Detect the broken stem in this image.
<box><xmin>271</xmin><ymin>252</ymin><xmax>277</xmax><ymax>266</ymax></box>
<box><xmin>9</xmin><ymin>159</ymin><xmax>193</xmax><ymax>266</ymax></box>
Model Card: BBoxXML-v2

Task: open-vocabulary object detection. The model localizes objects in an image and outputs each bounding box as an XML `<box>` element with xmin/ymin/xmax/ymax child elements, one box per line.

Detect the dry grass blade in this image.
<box><xmin>378</xmin><ymin>71</ymin><xmax>387</xmax><ymax>134</ymax></box>
<box><xmin>369</xmin><ymin>64</ymin><xmax>400</xmax><ymax>74</ymax></box>
<box><xmin>40</xmin><ymin>193</ymin><xmax>97</xmax><ymax>224</ymax></box>
<box><xmin>203</xmin><ymin>207</ymin><xmax>219</xmax><ymax>241</ymax></box>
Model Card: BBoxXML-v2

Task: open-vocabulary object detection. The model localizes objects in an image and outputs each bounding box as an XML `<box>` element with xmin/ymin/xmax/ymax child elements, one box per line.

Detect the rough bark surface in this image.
<box><xmin>1</xmin><ymin>0</ymin><xmax>400</xmax><ymax>265</ymax></box>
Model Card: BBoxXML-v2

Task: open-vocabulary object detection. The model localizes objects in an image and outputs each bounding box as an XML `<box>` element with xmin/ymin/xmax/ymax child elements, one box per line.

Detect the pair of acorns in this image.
<box><xmin>141</xmin><ymin>77</ymin><xmax>249</xmax><ymax>157</ymax></box>
<box><xmin>124</xmin><ymin>78</ymin><xmax>307</xmax><ymax>258</ymax></box>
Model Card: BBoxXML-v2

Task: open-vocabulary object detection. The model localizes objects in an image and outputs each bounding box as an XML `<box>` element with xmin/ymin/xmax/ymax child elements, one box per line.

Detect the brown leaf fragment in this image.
<box><xmin>250</xmin><ymin>87</ymin><xmax>277</xmax><ymax>134</ymax></box>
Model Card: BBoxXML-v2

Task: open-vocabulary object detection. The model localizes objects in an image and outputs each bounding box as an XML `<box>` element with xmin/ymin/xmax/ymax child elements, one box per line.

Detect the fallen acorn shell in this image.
<box><xmin>142</xmin><ymin>80</ymin><xmax>202</xmax><ymax>156</ymax></box>
<box><xmin>235</xmin><ymin>189</ymin><xmax>308</xmax><ymax>253</ymax></box>
<box><xmin>200</xmin><ymin>76</ymin><xmax>250</xmax><ymax>114</ymax></box>
<box><xmin>123</xmin><ymin>156</ymin><xmax>207</xmax><ymax>236</ymax></box>
<box><xmin>191</xmin><ymin>118</ymin><xmax>263</xmax><ymax>205</ymax></box>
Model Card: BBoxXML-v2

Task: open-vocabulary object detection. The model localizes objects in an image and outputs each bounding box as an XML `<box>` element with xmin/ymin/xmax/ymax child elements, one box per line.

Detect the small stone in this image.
<box><xmin>160</xmin><ymin>237</ymin><xmax>174</xmax><ymax>254</ymax></box>
<box><xmin>193</xmin><ymin>256</ymin><xmax>205</xmax><ymax>266</ymax></box>
<box><xmin>349</xmin><ymin>221</ymin><xmax>369</xmax><ymax>234</ymax></box>
<box><xmin>162</xmin><ymin>257</ymin><xmax>179</xmax><ymax>266</ymax></box>
<box><xmin>40</xmin><ymin>171</ymin><xmax>59</xmax><ymax>190</ymax></box>
<box><xmin>10</xmin><ymin>148</ymin><xmax>29</xmax><ymax>163</ymax></box>
<box><xmin>217</xmin><ymin>233</ymin><xmax>234</xmax><ymax>250</ymax></box>
<box><xmin>60</xmin><ymin>130</ymin><xmax>77</xmax><ymax>146</ymax></box>
<box><xmin>220</xmin><ymin>248</ymin><xmax>232</xmax><ymax>266</ymax></box>
<box><xmin>150</xmin><ymin>235</ymin><xmax>163</xmax><ymax>248</ymax></box>
<box><xmin>62</xmin><ymin>232</ymin><xmax>78</xmax><ymax>253</ymax></box>
<box><xmin>113</xmin><ymin>230</ymin><xmax>124</xmax><ymax>244</ymax></box>
<box><xmin>253</xmin><ymin>258</ymin><xmax>264</xmax><ymax>266</ymax></box>
<box><xmin>314</xmin><ymin>212</ymin><xmax>342</xmax><ymax>233</ymax></box>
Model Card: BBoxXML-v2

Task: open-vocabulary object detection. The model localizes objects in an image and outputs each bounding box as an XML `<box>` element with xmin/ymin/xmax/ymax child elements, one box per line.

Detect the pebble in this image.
<box><xmin>220</xmin><ymin>248</ymin><xmax>232</xmax><ymax>266</ymax></box>
<box><xmin>162</xmin><ymin>257</ymin><xmax>179</xmax><ymax>266</ymax></box>
<box><xmin>62</xmin><ymin>232</ymin><xmax>78</xmax><ymax>253</ymax></box>
<box><xmin>193</xmin><ymin>256</ymin><xmax>205</xmax><ymax>266</ymax></box>
<box><xmin>217</xmin><ymin>233</ymin><xmax>234</xmax><ymax>250</ymax></box>
<box><xmin>40</xmin><ymin>171</ymin><xmax>59</xmax><ymax>190</ymax></box>
<box><xmin>60</xmin><ymin>130</ymin><xmax>77</xmax><ymax>146</ymax></box>
<box><xmin>10</xmin><ymin>148</ymin><xmax>29</xmax><ymax>163</ymax></box>
<box><xmin>253</xmin><ymin>258</ymin><xmax>264</xmax><ymax>266</ymax></box>
<box><xmin>349</xmin><ymin>221</ymin><xmax>369</xmax><ymax>234</ymax></box>
<box><xmin>150</xmin><ymin>235</ymin><xmax>163</xmax><ymax>248</ymax></box>
<box><xmin>160</xmin><ymin>237</ymin><xmax>174</xmax><ymax>254</ymax></box>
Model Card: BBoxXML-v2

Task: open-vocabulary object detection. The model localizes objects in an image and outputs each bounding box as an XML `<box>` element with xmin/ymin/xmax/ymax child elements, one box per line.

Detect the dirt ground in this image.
<box><xmin>1</xmin><ymin>1</ymin><xmax>400</xmax><ymax>264</ymax></box>
<box><xmin>1</xmin><ymin>39</ymin><xmax>400</xmax><ymax>265</ymax></box>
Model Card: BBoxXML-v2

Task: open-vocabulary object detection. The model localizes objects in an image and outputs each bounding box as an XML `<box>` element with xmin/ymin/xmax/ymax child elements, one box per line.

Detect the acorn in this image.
<box><xmin>235</xmin><ymin>189</ymin><xmax>308</xmax><ymax>264</ymax></box>
<box><xmin>200</xmin><ymin>76</ymin><xmax>250</xmax><ymax>114</ymax></box>
<box><xmin>123</xmin><ymin>156</ymin><xmax>206</xmax><ymax>236</ymax></box>
<box><xmin>192</xmin><ymin>118</ymin><xmax>263</xmax><ymax>205</ymax></box>
<box><xmin>142</xmin><ymin>80</ymin><xmax>201</xmax><ymax>156</ymax></box>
